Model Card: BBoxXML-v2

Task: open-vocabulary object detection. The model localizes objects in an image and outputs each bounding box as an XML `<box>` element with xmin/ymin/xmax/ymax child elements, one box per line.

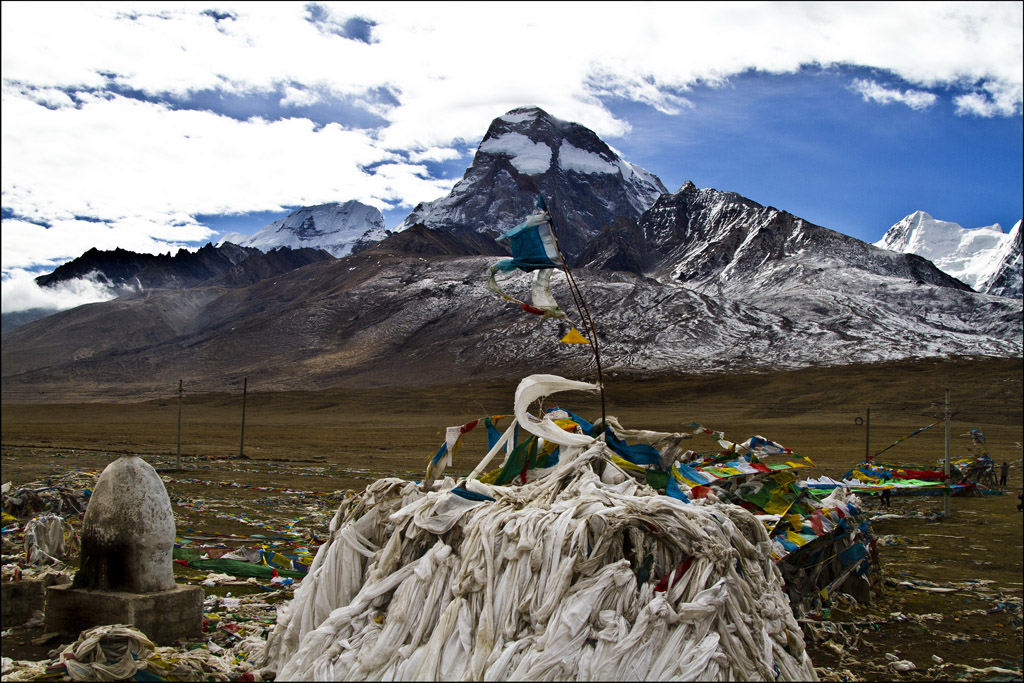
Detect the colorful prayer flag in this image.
<box><xmin>560</xmin><ymin>327</ymin><xmax>590</xmax><ymax>344</ymax></box>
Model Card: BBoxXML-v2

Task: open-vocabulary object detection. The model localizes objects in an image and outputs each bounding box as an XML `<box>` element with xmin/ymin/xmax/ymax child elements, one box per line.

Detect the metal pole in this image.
<box><xmin>176</xmin><ymin>379</ymin><xmax>183</xmax><ymax>469</ymax></box>
<box><xmin>944</xmin><ymin>388</ymin><xmax>951</xmax><ymax>518</ymax></box>
<box><xmin>239</xmin><ymin>377</ymin><xmax>247</xmax><ymax>458</ymax></box>
<box><xmin>865</xmin><ymin>407</ymin><xmax>870</xmax><ymax>461</ymax></box>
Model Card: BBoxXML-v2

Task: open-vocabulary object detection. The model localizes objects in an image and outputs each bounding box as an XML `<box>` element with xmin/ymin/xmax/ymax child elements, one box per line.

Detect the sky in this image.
<box><xmin>2</xmin><ymin>1</ymin><xmax>1022</xmax><ymax>314</ymax></box>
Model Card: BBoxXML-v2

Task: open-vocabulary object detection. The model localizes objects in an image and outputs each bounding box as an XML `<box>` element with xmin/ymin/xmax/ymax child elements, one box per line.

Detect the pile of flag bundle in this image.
<box><xmin>263</xmin><ymin>375</ymin><xmax>821</xmax><ymax>681</ymax></box>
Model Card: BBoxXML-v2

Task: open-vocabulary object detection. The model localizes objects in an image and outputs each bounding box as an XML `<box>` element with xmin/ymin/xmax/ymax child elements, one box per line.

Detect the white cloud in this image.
<box><xmin>0</xmin><ymin>217</ymin><xmax>199</xmax><ymax>270</ymax></box>
<box><xmin>280</xmin><ymin>86</ymin><xmax>321</xmax><ymax>108</ymax></box>
<box><xmin>954</xmin><ymin>80</ymin><xmax>1023</xmax><ymax>117</ymax></box>
<box><xmin>850</xmin><ymin>79</ymin><xmax>938</xmax><ymax>111</ymax></box>
<box><xmin>1</xmin><ymin>269</ymin><xmax>123</xmax><ymax>314</ymax></box>
<box><xmin>366</xmin><ymin>163</ymin><xmax>458</xmax><ymax>207</ymax></box>
<box><xmin>408</xmin><ymin>147</ymin><xmax>463</xmax><ymax>163</ymax></box>
<box><xmin>6</xmin><ymin>2</ymin><xmax>1017</xmax><ymax>138</ymax></box>
<box><xmin>0</xmin><ymin>90</ymin><xmax>451</xmax><ymax>246</ymax></box>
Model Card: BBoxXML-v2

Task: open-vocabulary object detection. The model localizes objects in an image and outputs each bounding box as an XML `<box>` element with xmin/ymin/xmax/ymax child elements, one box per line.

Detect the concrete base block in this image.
<box><xmin>2</xmin><ymin>580</ymin><xmax>45</xmax><ymax>628</ymax></box>
<box><xmin>45</xmin><ymin>583</ymin><xmax>203</xmax><ymax>645</ymax></box>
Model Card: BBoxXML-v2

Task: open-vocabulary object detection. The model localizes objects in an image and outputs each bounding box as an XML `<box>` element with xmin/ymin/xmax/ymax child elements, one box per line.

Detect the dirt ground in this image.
<box><xmin>2</xmin><ymin>357</ymin><xmax>1022</xmax><ymax>680</ymax></box>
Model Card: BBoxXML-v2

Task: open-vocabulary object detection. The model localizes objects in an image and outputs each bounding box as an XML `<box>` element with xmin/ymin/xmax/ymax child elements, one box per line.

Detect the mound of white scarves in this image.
<box><xmin>265</xmin><ymin>376</ymin><xmax>817</xmax><ymax>681</ymax></box>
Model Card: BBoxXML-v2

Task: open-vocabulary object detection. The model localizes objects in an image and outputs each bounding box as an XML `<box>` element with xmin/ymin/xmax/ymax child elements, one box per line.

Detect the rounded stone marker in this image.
<box><xmin>72</xmin><ymin>455</ymin><xmax>176</xmax><ymax>593</ymax></box>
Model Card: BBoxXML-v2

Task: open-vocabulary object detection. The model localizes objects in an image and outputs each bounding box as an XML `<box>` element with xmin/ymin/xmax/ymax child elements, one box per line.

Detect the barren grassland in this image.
<box><xmin>2</xmin><ymin>356</ymin><xmax>1022</xmax><ymax>680</ymax></box>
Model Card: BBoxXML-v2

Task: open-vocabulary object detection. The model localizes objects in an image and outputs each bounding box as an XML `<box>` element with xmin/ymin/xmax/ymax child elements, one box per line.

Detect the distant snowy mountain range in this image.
<box><xmin>5</xmin><ymin>106</ymin><xmax>1020</xmax><ymax>397</ymax></box>
<box><xmin>876</xmin><ymin>211</ymin><xmax>1022</xmax><ymax>298</ymax></box>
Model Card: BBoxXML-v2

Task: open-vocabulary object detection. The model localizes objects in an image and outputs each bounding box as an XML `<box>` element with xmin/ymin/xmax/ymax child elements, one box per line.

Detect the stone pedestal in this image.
<box><xmin>45</xmin><ymin>584</ymin><xmax>204</xmax><ymax>645</ymax></box>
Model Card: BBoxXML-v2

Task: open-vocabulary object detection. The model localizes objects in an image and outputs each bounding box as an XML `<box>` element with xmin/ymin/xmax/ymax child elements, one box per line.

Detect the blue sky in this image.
<box><xmin>608</xmin><ymin>67</ymin><xmax>1023</xmax><ymax>241</ymax></box>
<box><xmin>2</xmin><ymin>2</ymin><xmax>1021</xmax><ymax>313</ymax></box>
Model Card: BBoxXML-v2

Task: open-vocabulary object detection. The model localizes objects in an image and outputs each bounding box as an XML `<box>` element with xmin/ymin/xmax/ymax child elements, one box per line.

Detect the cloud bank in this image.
<box><xmin>1</xmin><ymin>269</ymin><xmax>124</xmax><ymax>315</ymax></box>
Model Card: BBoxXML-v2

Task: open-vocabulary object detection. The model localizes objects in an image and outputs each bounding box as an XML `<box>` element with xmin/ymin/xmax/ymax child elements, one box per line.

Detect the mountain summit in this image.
<box><xmin>219</xmin><ymin>200</ymin><xmax>388</xmax><ymax>258</ymax></box>
<box><xmin>875</xmin><ymin>211</ymin><xmax>1022</xmax><ymax>298</ymax></box>
<box><xmin>399</xmin><ymin>106</ymin><xmax>667</xmax><ymax>262</ymax></box>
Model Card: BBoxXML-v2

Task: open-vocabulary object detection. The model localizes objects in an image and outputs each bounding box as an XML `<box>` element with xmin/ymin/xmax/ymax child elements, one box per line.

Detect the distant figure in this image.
<box><xmin>999</xmin><ymin>461</ymin><xmax>1009</xmax><ymax>487</ymax></box>
<box><xmin>880</xmin><ymin>487</ymin><xmax>891</xmax><ymax>510</ymax></box>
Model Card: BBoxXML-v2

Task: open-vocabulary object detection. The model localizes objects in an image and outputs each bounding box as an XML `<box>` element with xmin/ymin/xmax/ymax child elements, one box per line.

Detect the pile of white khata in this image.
<box><xmin>262</xmin><ymin>376</ymin><xmax>818</xmax><ymax>681</ymax></box>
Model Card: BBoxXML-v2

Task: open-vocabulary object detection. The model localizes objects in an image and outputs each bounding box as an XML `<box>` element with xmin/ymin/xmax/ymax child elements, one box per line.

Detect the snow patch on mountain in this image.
<box><xmin>617</xmin><ymin>160</ymin><xmax>661</xmax><ymax>195</ymax></box>
<box><xmin>559</xmin><ymin>142</ymin><xmax>618</xmax><ymax>174</ymax></box>
<box><xmin>875</xmin><ymin>211</ymin><xmax>1019</xmax><ymax>296</ymax></box>
<box><xmin>499</xmin><ymin>110</ymin><xmax>538</xmax><ymax>125</ymax></box>
<box><xmin>219</xmin><ymin>231</ymin><xmax>249</xmax><ymax>246</ymax></box>
<box><xmin>478</xmin><ymin>133</ymin><xmax>552</xmax><ymax>175</ymax></box>
<box><xmin>218</xmin><ymin>201</ymin><xmax>386</xmax><ymax>258</ymax></box>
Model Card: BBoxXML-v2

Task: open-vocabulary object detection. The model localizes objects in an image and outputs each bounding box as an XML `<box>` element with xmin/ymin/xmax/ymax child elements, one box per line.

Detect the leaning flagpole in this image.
<box><xmin>540</xmin><ymin>196</ymin><xmax>607</xmax><ymax>429</ymax></box>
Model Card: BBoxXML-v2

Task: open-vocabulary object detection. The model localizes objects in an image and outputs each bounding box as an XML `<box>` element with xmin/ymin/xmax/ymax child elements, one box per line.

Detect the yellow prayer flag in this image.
<box><xmin>560</xmin><ymin>327</ymin><xmax>590</xmax><ymax>344</ymax></box>
<box><xmin>786</xmin><ymin>530</ymin><xmax>810</xmax><ymax>547</ymax></box>
<box><xmin>610</xmin><ymin>453</ymin><xmax>647</xmax><ymax>474</ymax></box>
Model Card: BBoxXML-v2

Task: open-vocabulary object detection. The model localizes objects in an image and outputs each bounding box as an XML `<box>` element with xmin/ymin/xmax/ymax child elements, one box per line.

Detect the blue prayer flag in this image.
<box><xmin>604</xmin><ymin>426</ymin><xmax>662</xmax><ymax>466</ymax></box>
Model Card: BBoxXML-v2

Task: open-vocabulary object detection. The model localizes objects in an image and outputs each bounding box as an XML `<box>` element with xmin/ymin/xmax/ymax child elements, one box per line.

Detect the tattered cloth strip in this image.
<box><xmin>58</xmin><ymin>625</ymin><xmax>155</xmax><ymax>682</ymax></box>
<box><xmin>485</xmin><ymin>201</ymin><xmax>569</xmax><ymax>321</ymax></box>
<box><xmin>23</xmin><ymin>514</ymin><xmax>78</xmax><ymax>566</ymax></box>
<box><xmin>266</xmin><ymin>451</ymin><xmax>817</xmax><ymax>679</ymax></box>
<box><xmin>0</xmin><ymin>624</ymin><xmax>267</xmax><ymax>682</ymax></box>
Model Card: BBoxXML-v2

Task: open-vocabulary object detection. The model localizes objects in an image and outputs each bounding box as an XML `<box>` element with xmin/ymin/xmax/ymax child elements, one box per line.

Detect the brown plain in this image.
<box><xmin>2</xmin><ymin>356</ymin><xmax>1022</xmax><ymax>679</ymax></box>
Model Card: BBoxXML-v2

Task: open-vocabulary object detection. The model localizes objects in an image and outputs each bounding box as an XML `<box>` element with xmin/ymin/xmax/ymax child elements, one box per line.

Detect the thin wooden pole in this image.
<box><xmin>239</xmin><ymin>377</ymin><xmax>248</xmax><ymax>458</ymax></box>
<box><xmin>944</xmin><ymin>388</ymin><xmax>951</xmax><ymax>517</ymax></box>
<box><xmin>176</xmin><ymin>379</ymin><xmax>183</xmax><ymax>469</ymax></box>
<box><xmin>544</xmin><ymin>201</ymin><xmax>607</xmax><ymax>429</ymax></box>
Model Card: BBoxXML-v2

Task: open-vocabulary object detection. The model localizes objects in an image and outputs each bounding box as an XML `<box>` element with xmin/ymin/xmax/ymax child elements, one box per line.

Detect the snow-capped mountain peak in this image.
<box><xmin>217</xmin><ymin>200</ymin><xmax>387</xmax><ymax>258</ymax></box>
<box><xmin>875</xmin><ymin>211</ymin><xmax>1020</xmax><ymax>297</ymax></box>
<box><xmin>976</xmin><ymin>219</ymin><xmax>1023</xmax><ymax>298</ymax></box>
<box><xmin>398</xmin><ymin>106</ymin><xmax>667</xmax><ymax>263</ymax></box>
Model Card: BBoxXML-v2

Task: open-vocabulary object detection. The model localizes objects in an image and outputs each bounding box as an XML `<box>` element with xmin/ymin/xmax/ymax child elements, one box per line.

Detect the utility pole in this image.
<box><xmin>176</xmin><ymin>379</ymin><xmax>183</xmax><ymax>469</ymax></box>
<box><xmin>239</xmin><ymin>377</ymin><xmax>248</xmax><ymax>458</ymax></box>
<box><xmin>865</xmin><ymin>407</ymin><xmax>871</xmax><ymax>461</ymax></box>
<box><xmin>944</xmin><ymin>388</ymin><xmax>951</xmax><ymax>518</ymax></box>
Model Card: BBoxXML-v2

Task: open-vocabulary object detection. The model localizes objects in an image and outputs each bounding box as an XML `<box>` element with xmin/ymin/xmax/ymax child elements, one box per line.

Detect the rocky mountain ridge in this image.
<box><xmin>3</xmin><ymin>244</ymin><xmax>1019</xmax><ymax>401</ymax></box>
<box><xmin>977</xmin><ymin>220</ymin><xmax>1023</xmax><ymax>298</ymax></box>
<box><xmin>31</xmin><ymin>242</ymin><xmax>334</xmax><ymax>297</ymax></box>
